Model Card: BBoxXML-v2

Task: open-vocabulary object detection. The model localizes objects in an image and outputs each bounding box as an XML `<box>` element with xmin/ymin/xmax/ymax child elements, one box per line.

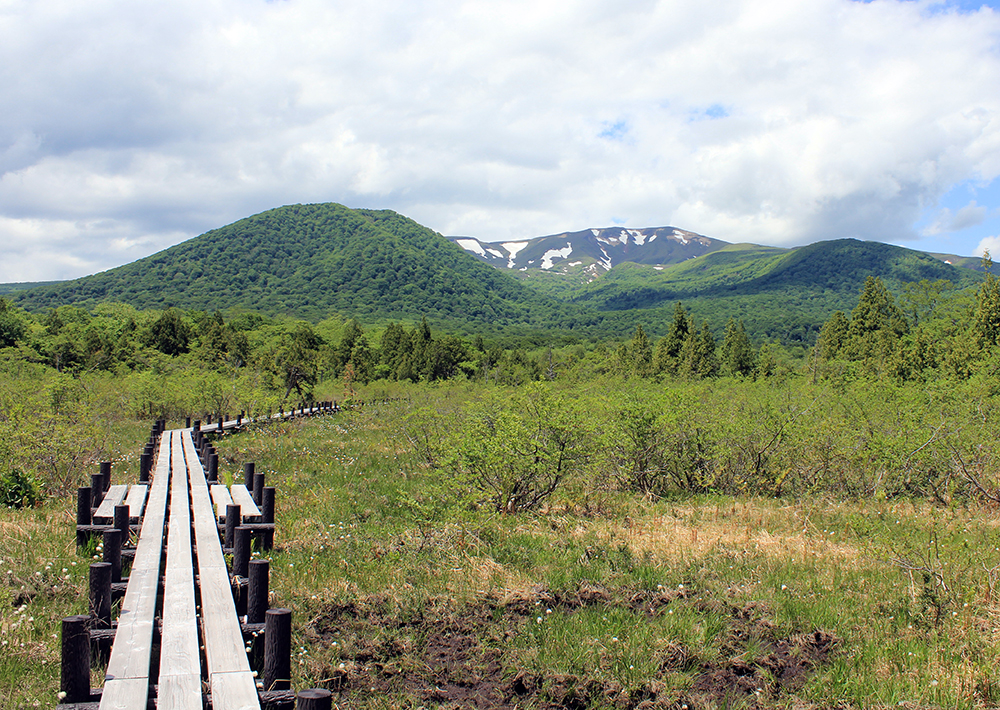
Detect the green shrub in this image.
<box><xmin>0</xmin><ymin>468</ymin><xmax>41</xmax><ymax>508</ymax></box>
<box><xmin>446</xmin><ymin>383</ymin><xmax>588</xmax><ymax>513</ymax></box>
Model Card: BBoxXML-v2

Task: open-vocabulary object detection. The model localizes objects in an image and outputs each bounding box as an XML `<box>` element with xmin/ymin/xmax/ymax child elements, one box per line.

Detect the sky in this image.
<box><xmin>1</xmin><ymin>0</ymin><xmax>999</xmax><ymax>283</ymax></box>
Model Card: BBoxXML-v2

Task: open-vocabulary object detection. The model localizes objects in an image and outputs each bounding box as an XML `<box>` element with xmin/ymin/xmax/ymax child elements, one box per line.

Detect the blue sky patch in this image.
<box><xmin>599</xmin><ymin>121</ymin><xmax>629</xmax><ymax>141</ymax></box>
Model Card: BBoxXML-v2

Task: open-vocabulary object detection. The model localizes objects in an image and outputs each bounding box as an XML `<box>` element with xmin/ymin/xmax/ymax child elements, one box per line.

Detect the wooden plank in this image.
<box><xmin>123</xmin><ymin>484</ymin><xmax>147</xmax><ymax>520</ymax></box>
<box><xmin>97</xmin><ymin>677</ymin><xmax>148</xmax><ymax>710</ymax></box>
<box><xmin>211</xmin><ymin>671</ymin><xmax>260</xmax><ymax>710</ymax></box>
<box><xmin>100</xmin><ymin>433</ymin><xmax>172</xmax><ymax>710</ymax></box>
<box><xmin>93</xmin><ymin>485</ymin><xmax>128</xmax><ymax>523</ymax></box>
<box><xmin>156</xmin><ymin>675</ymin><xmax>203</xmax><ymax>710</ymax></box>
<box><xmin>211</xmin><ymin>484</ymin><xmax>234</xmax><ymax>522</ymax></box>
<box><xmin>157</xmin><ymin>432</ymin><xmax>201</xmax><ymax>710</ymax></box>
<box><xmin>230</xmin><ymin>485</ymin><xmax>261</xmax><ymax>520</ymax></box>
<box><xmin>180</xmin><ymin>431</ymin><xmax>260</xmax><ymax>710</ymax></box>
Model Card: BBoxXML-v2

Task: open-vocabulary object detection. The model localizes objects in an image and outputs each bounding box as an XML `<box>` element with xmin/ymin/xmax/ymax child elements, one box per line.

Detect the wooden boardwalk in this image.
<box><xmin>62</xmin><ymin>404</ymin><xmax>347</xmax><ymax>710</ymax></box>
<box><xmin>98</xmin><ymin>429</ymin><xmax>259</xmax><ymax>710</ymax></box>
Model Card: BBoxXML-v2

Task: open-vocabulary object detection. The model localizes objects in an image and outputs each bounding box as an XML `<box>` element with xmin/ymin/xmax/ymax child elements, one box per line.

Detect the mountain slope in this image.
<box><xmin>450</xmin><ymin>226</ymin><xmax>725</xmax><ymax>277</ymax></box>
<box><xmin>12</xmin><ymin>203</ymin><xmax>589</xmax><ymax>331</ymax></box>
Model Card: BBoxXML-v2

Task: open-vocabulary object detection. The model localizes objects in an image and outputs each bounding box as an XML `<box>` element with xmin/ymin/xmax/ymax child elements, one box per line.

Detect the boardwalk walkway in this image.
<box><xmin>99</xmin><ymin>429</ymin><xmax>259</xmax><ymax>710</ymax></box>
<box><xmin>61</xmin><ymin>404</ymin><xmax>349</xmax><ymax>710</ymax></box>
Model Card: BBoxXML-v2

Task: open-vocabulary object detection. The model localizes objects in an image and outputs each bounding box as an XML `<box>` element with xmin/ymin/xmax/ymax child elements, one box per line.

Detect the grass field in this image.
<box><xmin>3</xmin><ymin>389</ymin><xmax>1000</xmax><ymax>708</ymax></box>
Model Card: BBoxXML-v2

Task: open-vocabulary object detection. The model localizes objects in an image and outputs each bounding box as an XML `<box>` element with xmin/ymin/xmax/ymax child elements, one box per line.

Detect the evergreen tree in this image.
<box><xmin>148</xmin><ymin>307</ymin><xmax>190</xmax><ymax>356</ymax></box>
<box><xmin>653</xmin><ymin>303</ymin><xmax>689</xmax><ymax>375</ymax></box>
<box><xmin>843</xmin><ymin>276</ymin><xmax>908</xmax><ymax>373</ymax></box>
<box><xmin>816</xmin><ymin>311</ymin><xmax>849</xmax><ymax>360</ymax></box>
<box><xmin>719</xmin><ymin>318</ymin><xmax>755</xmax><ymax>376</ymax></box>
<box><xmin>629</xmin><ymin>324</ymin><xmax>652</xmax><ymax>377</ymax></box>
<box><xmin>974</xmin><ymin>252</ymin><xmax>1000</xmax><ymax>350</ymax></box>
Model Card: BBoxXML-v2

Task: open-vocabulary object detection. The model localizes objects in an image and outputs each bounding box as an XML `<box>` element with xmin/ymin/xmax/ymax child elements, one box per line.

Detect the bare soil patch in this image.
<box><xmin>304</xmin><ymin>584</ymin><xmax>838</xmax><ymax>709</ymax></box>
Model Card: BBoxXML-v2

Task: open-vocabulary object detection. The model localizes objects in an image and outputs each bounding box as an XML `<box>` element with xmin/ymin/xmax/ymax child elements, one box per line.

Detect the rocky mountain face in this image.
<box><xmin>450</xmin><ymin>226</ymin><xmax>726</xmax><ymax>279</ymax></box>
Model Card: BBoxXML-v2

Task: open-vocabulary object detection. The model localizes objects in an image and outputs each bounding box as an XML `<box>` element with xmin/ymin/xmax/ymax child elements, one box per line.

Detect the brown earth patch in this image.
<box><xmin>304</xmin><ymin>585</ymin><xmax>838</xmax><ymax>709</ymax></box>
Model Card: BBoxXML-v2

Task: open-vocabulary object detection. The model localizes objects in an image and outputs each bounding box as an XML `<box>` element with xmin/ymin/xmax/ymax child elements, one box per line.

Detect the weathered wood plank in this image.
<box><xmin>96</xmin><ymin>677</ymin><xmax>148</xmax><ymax>710</ymax></box>
<box><xmin>156</xmin><ymin>675</ymin><xmax>203</xmax><ymax>710</ymax></box>
<box><xmin>180</xmin><ymin>431</ymin><xmax>260</xmax><ymax>710</ymax></box>
<box><xmin>211</xmin><ymin>670</ymin><xmax>261</xmax><ymax>710</ymax></box>
<box><xmin>99</xmin><ymin>433</ymin><xmax>172</xmax><ymax>710</ymax></box>
<box><xmin>211</xmin><ymin>484</ymin><xmax>234</xmax><ymax>522</ymax></box>
<box><xmin>122</xmin><ymin>484</ymin><xmax>148</xmax><ymax>520</ymax></box>
<box><xmin>157</xmin><ymin>434</ymin><xmax>200</xmax><ymax>710</ymax></box>
<box><xmin>92</xmin><ymin>485</ymin><xmax>128</xmax><ymax>523</ymax></box>
<box><xmin>230</xmin><ymin>484</ymin><xmax>261</xmax><ymax>520</ymax></box>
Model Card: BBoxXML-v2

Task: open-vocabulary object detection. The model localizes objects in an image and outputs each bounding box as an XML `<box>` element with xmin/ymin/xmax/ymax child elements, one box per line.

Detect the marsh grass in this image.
<box><xmin>4</xmin><ymin>388</ymin><xmax>1000</xmax><ymax>708</ymax></box>
<box><xmin>210</xmin><ymin>393</ymin><xmax>1000</xmax><ymax>708</ymax></box>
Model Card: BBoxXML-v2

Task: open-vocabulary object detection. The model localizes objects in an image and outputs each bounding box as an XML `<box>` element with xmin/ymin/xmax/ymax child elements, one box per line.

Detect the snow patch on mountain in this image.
<box><xmin>456</xmin><ymin>239</ymin><xmax>488</xmax><ymax>258</ymax></box>
<box><xmin>541</xmin><ymin>243</ymin><xmax>573</xmax><ymax>269</ymax></box>
<box><xmin>502</xmin><ymin>241</ymin><xmax>529</xmax><ymax>268</ymax></box>
<box><xmin>599</xmin><ymin>246</ymin><xmax>612</xmax><ymax>270</ymax></box>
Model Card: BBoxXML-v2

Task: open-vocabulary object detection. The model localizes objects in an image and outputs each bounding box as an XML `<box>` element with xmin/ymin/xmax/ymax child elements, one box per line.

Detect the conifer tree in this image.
<box><xmin>629</xmin><ymin>324</ymin><xmax>652</xmax><ymax>377</ymax></box>
<box><xmin>719</xmin><ymin>318</ymin><xmax>755</xmax><ymax>376</ymax></box>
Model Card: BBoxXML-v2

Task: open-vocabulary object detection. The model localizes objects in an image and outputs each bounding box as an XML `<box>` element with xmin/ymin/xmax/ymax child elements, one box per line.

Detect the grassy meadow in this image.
<box><xmin>5</xmin><ymin>376</ymin><xmax>1000</xmax><ymax>709</ymax></box>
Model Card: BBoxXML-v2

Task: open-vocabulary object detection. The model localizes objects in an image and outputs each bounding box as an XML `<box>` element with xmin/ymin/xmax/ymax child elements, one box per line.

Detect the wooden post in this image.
<box><xmin>244</xmin><ymin>462</ymin><xmax>255</xmax><ymax>488</ymax></box>
<box><xmin>296</xmin><ymin>689</ymin><xmax>332</xmax><ymax>710</ymax></box>
<box><xmin>99</xmin><ymin>461</ymin><xmax>112</xmax><ymax>493</ymax></box>
<box><xmin>253</xmin><ymin>472</ymin><xmax>265</xmax><ymax>507</ymax></box>
<box><xmin>248</xmin><ymin>559</ymin><xmax>269</xmax><ymax>624</ymax></box>
<box><xmin>225</xmin><ymin>504</ymin><xmax>241</xmax><ymax>549</ymax></box>
<box><xmin>186</xmin><ymin>416</ymin><xmax>191</xmax><ymax>428</ymax></box>
<box><xmin>60</xmin><ymin>615</ymin><xmax>91</xmax><ymax>703</ymax></box>
<box><xmin>139</xmin><ymin>453</ymin><xmax>151</xmax><ymax>483</ymax></box>
<box><xmin>263</xmin><ymin>608</ymin><xmax>292</xmax><ymax>692</ymax></box>
<box><xmin>234</xmin><ymin>526</ymin><xmax>251</xmax><ymax>578</ymax></box>
<box><xmin>89</xmin><ymin>562</ymin><xmax>112</xmax><ymax>628</ymax></box>
<box><xmin>261</xmin><ymin>487</ymin><xmax>275</xmax><ymax>550</ymax></box>
<box><xmin>114</xmin><ymin>504</ymin><xmax>130</xmax><ymax>546</ymax></box>
<box><xmin>208</xmin><ymin>453</ymin><xmax>219</xmax><ymax>482</ymax></box>
<box><xmin>76</xmin><ymin>487</ymin><xmax>92</xmax><ymax>547</ymax></box>
<box><xmin>103</xmin><ymin>528</ymin><xmax>122</xmax><ymax>583</ymax></box>
<box><xmin>90</xmin><ymin>474</ymin><xmax>104</xmax><ymax>508</ymax></box>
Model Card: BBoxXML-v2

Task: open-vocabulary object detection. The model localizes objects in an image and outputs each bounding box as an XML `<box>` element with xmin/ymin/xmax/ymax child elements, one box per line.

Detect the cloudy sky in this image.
<box><xmin>2</xmin><ymin>0</ymin><xmax>999</xmax><ymax>282</ymax></box>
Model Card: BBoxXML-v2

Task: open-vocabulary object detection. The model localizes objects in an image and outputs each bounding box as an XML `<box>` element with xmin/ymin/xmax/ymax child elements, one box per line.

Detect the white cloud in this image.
<box><xmin>975</xmin><ymin>235</ymin><xmax>1000</xmax><ymax>258</ymax></box>
<box><xmin>922</xmin><ymin>200</ymin><xmax>989</xmax><ymax>235</ymax></box>
<box><xmin>0</xmin><ymin>0</ymin><xmax>999</xmax><ymax>280</ymax></box>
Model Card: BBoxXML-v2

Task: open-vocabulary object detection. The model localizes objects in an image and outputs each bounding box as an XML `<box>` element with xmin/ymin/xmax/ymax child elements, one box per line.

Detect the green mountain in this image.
<box><xmin>11</xmin><ymin>203</ymin><xmax>591</xmax><ymax>333</ymax></box>
<box><xmin>564</xmin><ymin>239</ymin><xmax>982</xmax><ymax>344</ymax></box>
<box><xmin>7</xmin><ymin>206</ymin><xmax>986</xmax><ymax>347</ymax></box>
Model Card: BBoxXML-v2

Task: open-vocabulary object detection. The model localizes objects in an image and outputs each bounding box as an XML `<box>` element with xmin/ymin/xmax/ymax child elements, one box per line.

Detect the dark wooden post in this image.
<box><xmin>243</xmin><ymin>462</ymin><xmax>255</xmax><ymax>488</ymax></box>
<box><xmin>225</xmin><ymin>504</ymin><xmax>241</xmax><ymax>549</ymax></box>
<box><xmin>76</xmin><ymin>487</ymin><xmax>92</xmax><ymax>547</ymax></box>
<box><xmin>89</xmin><ymin>562</ymin><xmax>112</xmax><ymax>628</ymax></box>
<box><xmin>263</xmin><ymin>608</ymin><xmax>292</xmax><ymax>692</ymax></box>
<box><xmin>90</xmin><ymin>474</ymin><xmax>104</xmax><ymax>508</ymax></box>
<box><xmin>248</xmin><ymin>559</ymin><xmax>269</xmax><ymax>624</ymax></box>
<box><xmin>103</xmin><ymin>528</ymin><xmax>122</xmax><ymax>583</ymax></box>
<box><xmin>114</xmin><ymin>504</ymin><xmax>130</xmax><ymax>547</ymax></box>
<box><xmin>60</xmin><ymin>616</ymin><xmax>91</xmax><ymax>703</ymax></box>
<box><xmin>297</xmin><ymin>689</ymin><xmax>332</xmax><ymax>710</ymax></box>
<box><xmin>186</xmin><ymin>416</ymin><xmax>191</xmax><ymax>428</ymax></box>
<box><xmin>99</xmin><ymin>461</ymin><xmax>112</xmax><ymax>493</ymax></box>
<box><xmin>208</xmin><ymin>453</ymin><xmax>219</xmax><ymax>482</ymax></box>
<box><xmin>253</xmin><ymin>472</ymin><xmax>265</xmax><ymax>507</ymax></box>
<box><xmin>234</xmin><ymin>526</ymin><xmax>251</xmax><ymax>578</ymax></box>
<box><xmin>261</xmin><ymin>487</ymin><xmax>275</xmax><ymax>550</ymax></box>
<box><xmin>139</xmin><ymin>453</ymin><xmax>151</xmax><ymax>483</ymax></box>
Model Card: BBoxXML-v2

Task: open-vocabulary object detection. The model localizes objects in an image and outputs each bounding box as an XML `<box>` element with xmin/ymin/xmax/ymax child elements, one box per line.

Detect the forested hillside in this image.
<box><xmin>11</xmin><ymin>204</ymin><xmax>591</xmax><ymax>334</ymax></box>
